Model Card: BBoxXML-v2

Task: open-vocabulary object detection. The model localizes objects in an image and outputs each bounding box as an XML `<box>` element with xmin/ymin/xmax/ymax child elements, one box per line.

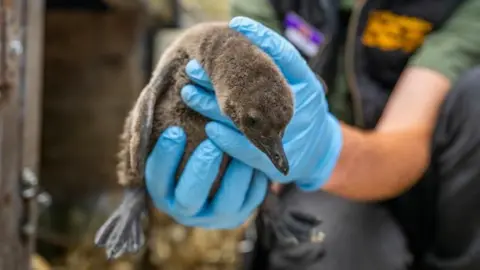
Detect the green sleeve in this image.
<box><xmin>229</xmin><ymin>0</ymin><xmax>282</xmax><ymax>33</ymax></box>
<box><xmin>408</xmin><ymin>0</ymin><xmax>480</xmax><ymax>83</ymax></box>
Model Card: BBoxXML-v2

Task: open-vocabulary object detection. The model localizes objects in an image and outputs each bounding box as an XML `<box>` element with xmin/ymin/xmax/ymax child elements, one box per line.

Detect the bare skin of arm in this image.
<box><xmin>320</xmin><ymin>67</ymin><xmax>451</xmax><ymax>201</ymax></box>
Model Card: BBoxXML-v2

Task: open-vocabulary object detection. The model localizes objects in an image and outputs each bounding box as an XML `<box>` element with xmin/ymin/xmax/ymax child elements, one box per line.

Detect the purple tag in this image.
<box><xmin>283</xmin><ymin>12</ymin><xmax>325</xmax><ymax>57</ymax></box>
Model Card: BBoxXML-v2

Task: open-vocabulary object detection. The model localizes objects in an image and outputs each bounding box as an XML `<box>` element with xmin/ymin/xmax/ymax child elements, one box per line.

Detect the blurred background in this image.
<box><xmin>0</xmin><ymin>0</ymin><xmax>247</xmax><ymax>269</ymax></box>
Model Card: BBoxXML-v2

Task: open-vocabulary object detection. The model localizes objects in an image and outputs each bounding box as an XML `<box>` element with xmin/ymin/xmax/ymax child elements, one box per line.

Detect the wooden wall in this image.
<box><xmin>37</xmin><ymin>8</ymin><xmax>147</xmax><ymax>266</ymax></box>
<box><xmin>41</xmin><ymin>10</ymin><xmax>144</xmax><ymax>203</ymax></box>
<box><xmin>0</xmin><ymin>0</ymin><xmax>45</xmax><ymax>269</ymax></box>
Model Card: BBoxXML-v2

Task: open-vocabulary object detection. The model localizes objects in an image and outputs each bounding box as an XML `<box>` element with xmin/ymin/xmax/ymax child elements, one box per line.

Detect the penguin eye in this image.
<box><xmin>244</xmin><ymin>115</ymin><xmax>259</xmax><ymax>128</ymax></box>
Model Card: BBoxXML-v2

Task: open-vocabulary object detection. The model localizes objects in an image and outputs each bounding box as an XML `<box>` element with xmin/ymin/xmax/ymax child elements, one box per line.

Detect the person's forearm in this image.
<box><xmin>322</xmin><ymin>67</ymin><xmax>450</xmax><ymax>201</ymax></box>
<box><xmin>322</xmin><ymin>124</ymin><xmax>430</xmax><ymax>201</ymax></box>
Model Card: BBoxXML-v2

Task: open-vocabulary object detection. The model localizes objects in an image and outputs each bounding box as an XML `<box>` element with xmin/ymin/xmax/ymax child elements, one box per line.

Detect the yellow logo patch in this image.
<box><xmin>362</xmin><ymin>10</ymin><xmax>433</xmax><ymax>53</ymax></box>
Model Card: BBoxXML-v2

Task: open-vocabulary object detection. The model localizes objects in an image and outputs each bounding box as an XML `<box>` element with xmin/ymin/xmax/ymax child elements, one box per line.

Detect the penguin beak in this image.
<box><xmin>253</xmin><ymin>134</ymin><xmax>289</xmax><ymax>175</ymax></box>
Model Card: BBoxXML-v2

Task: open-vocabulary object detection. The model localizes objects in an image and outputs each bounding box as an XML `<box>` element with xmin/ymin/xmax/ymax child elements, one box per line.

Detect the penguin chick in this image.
<box><xmin>94</xmin><ymin>22</ymin><xmax>294</xmax><ymax>260</ymax></box>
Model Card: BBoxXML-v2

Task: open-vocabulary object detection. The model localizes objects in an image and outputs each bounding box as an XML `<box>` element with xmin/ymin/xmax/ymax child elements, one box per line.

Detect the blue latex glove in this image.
<box><xmin>145</xmin><ymin>127</ymin><xmax>268</xmax><ymax>229</ymax></box>
<box><xmin>181</xmin><ymin>16</ymin><xmax>343</xmax><ymax>191</ymax></box>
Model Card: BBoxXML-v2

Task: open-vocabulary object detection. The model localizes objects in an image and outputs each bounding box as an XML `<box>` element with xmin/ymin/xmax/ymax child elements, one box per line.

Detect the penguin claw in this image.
<box><xmin>94</xmin><ymin>189</ymin><xmax>145</xmax><ymax>259</ymax></box>
<box><xmin>97</xmin><ymin>212</ymin><xmax>143</xmax><ymax>259</ymax></box>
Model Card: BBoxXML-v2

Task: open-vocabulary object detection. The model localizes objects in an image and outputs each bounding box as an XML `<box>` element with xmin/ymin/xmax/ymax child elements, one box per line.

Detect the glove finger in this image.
<box><xmin>206</xmin><ymin>122</ymin><xmax>288</xmax><ymax>181</ymax></box>
<box><xmin>172</xmin><ymin>166</ymin><xmax>268</xmax><ymax>230</ymax></box>
<box><xmin>181</xmin><ymin>84</ymin><xmax>237</xmax><ymax>129</ymax></box>
<box><xmin>229</xmin><ymin>16</ymin><xmax>314</xmax><ymax>84</ymax></box>
<box><xmin>295</xmin><ymin>115</ymin><xmax>343</xmax><ymax>191</ymax></box>
<box><xmin>210</xmin><ymin>159</ymin><xmax>254</xmax><ymax>215</ymax></box>
<box><xmin>287</xmin><ymin>82</ymin><xmax>326</xmax><ymax>124</ymax></box>
<box><xmin>145</xmin><ymin>127</ymin><xmax>187</xmax><ymax>204</ymax></box>
<box><xmin>185</xmin><ymin>59</ymin><xmax>214</xmax><ymax>91</ymax></box>
<box><xmin>173</xmin><ymin>139</ymin><xmax>224</xmax><ymax>216</ymax></box>
<box><xmin>240</xmin><ymin>169</ymin><xmax>269</xmax><ymax>215</ymax></box>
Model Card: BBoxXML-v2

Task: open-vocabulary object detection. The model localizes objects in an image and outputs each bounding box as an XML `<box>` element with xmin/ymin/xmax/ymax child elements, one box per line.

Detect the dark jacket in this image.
<box><xmin>230</xmin><ymin>0</ymin><xmax>480</xmax><ymax>127</ymax></box>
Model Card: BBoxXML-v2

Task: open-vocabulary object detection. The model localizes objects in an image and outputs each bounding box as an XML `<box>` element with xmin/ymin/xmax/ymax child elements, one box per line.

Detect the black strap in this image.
<box><xmin>268</xmin><ymin>0</ymin><xmax>341</xmax><ymax>90</ymax></box>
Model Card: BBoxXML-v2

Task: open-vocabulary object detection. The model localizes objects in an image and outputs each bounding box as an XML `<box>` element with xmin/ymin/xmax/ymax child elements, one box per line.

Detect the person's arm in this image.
<box><xmin>323</xmin><ymin>0</ymin><xmax>480</xmax><ymax>201</ymax></box>
<box><xmin>324</xmin><ymin>68</ymin><xmax>449</xmax><ymax>200</ymax></box>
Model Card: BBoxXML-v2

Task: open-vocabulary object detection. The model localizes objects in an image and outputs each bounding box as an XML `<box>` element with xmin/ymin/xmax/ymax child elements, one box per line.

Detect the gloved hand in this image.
<box><xmin>181</xmin><ymin>16</ymin><xmax>343</xmax><ymax>191</ymax></box>
<box><xmin>145</xmin><ymin>126</ymin><xmax>268</xmax><ymax>229</ymax></box>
